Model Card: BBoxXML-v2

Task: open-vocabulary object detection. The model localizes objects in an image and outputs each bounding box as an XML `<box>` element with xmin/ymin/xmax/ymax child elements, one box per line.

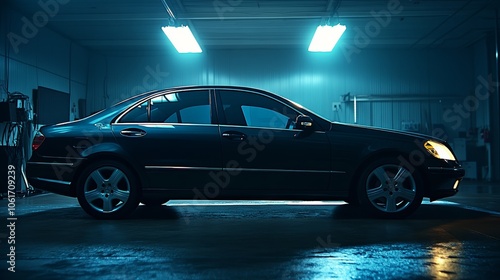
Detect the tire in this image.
<box><xmin>76</xmin><ymin>160</ymin><xmax>140</xmax><ymax>219</ymax></box>
<box><xmin>140</xmin><ymin>198</ymin><xmax>169</xmax><ymax>207</ymax></box>
<box><xmin>356</xmin><ymin>157</ymin><xmax>423</xmax><ymax>218</ymax></box>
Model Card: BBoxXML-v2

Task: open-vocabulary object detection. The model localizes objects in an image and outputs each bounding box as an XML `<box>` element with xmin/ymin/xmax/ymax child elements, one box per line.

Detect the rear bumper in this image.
<box><xmin>426</xmin><ymin>166</ymin><xmax>465</xmax><ymax>201</ymax></box>
<box><xmin>28</xmin><ymin>177</ymin><xmax>74</xmax><ymax>197</ymax></box>
<box><xmin>26</xmin><ymin>162</ymin><xmax>79</xmax><ymax>197</ymax></box>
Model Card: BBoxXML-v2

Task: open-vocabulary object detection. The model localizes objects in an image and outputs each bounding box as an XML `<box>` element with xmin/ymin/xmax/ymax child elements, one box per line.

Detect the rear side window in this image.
<box><xmin>120</xmin><ymin>101</ymin><xmax>149</xmax><ymax>123</ymax></box>
<box><xmin>119</xmin><ymin>90</ymin><xmax>211</xmax><ymax>124</ymax></box>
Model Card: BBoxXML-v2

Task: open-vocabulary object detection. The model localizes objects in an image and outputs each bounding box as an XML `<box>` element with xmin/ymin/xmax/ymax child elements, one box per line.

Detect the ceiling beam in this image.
<box><xmin>47</xmin><ymin>11</ymin><xmax>456</xmax><ymax>22</ymax></box>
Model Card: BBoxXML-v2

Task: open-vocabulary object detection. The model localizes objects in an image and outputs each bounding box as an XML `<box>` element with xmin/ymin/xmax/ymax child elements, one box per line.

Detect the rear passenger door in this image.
<box><xmin>112</xmin><ymin>89</ymin><xmax>222</xmax><ymax>190</ymax></box>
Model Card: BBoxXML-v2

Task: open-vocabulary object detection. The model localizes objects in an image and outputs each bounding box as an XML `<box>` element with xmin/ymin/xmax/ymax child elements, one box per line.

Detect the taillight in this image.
<box><xmin>32</xmin><ymin>133</ymin><xmax>45</xmax><ymax>151</ymax></box>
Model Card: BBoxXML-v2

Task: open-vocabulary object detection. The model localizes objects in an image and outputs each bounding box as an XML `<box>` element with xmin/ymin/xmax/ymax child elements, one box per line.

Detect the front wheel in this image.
<box><xmin>76</xmin><ymin>160</ymin><xmax>140</xmax><ymax>219</ymax></box>
<box><xmin>357</xmin><ymin>157</ymin><xmax>423</xmax><ymax>218</ymax></box>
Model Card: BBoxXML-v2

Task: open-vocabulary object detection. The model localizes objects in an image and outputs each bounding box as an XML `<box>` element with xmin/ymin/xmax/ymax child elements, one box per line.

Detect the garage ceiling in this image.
<box><xmin>5</xmin><ymin>0</ymin><xmax>500</xmax><ymax>54</ymax></box>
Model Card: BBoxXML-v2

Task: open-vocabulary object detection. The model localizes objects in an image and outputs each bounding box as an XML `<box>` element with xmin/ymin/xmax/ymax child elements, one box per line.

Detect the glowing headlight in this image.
<box><xmin>424</xmin><ymin>140</ymin><xmax>456</xmax><ymax>161</ymax></box>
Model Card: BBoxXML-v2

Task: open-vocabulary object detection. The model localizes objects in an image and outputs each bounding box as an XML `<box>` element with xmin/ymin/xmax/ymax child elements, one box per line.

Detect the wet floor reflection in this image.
<box><xmin>3</xmin><ymin>193</ymin><xmax>500</xmax><ymax>279</ymax></box>
<box><xmin>429</xmin><ymin>242</ymin><xmax>463</xmax><ymax>278</ymax></box>
<box><xmin>283</xmin><ymin>242</ymin><xmax>464</xmax><ymax>279</ymax></box>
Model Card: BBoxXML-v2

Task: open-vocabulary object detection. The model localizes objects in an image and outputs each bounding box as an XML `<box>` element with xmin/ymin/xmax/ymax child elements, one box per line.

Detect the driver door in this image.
<box><xmin>216</xmin><ymin>89</ymin><xmax>331</xmax><ymax>194</ymax></box>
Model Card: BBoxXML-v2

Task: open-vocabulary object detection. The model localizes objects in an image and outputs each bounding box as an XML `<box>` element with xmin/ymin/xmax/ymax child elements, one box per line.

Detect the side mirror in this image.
<box><xmin>295</xmin><ymin>115</ymin><xmax>313</xmax><ymax>130</ymax></box>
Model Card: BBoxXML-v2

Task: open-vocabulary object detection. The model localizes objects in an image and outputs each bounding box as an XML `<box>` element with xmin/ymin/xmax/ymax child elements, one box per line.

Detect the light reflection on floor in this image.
<box><xmin>166</xmin><ymin>200</ymin><xmax>349</xmax><ymax>206</ymax></box>
<box><xmin>3</xmin><ymin>183</ymin><xmax>500</xmax><ymax>279</ymax></box>
<box><xmin>281</xmin><ymin>242</ymin><xmax>465</xmax><ymax>279</ymax></box>
<box><xmin>430</xmin><ymin>242</ymin><xmax>463</xmax><ymax>278</ymax></box>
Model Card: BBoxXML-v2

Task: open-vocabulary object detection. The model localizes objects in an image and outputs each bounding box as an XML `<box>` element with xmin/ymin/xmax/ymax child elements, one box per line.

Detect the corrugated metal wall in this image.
<box><xmin>0</xmin><ymin>8</ymin><xmax>89</xmax><ymax>121</ymax></box>
<box><xmin>473</xmin><ymin>38</ymin><xmax>490</xmax><ymax>129</ymax></box>
<box><xmin>86</xmin><ymin>47</ymin><xmax>475</xmax><ymax>136</ymax></box>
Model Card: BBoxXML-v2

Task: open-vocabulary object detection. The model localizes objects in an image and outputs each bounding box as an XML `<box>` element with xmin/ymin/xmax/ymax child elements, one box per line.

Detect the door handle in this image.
<box><xmin>120</xmin><ymin>129</ymin><xmax>147</xmax><ymax>137</ymax></box>
<box><xmin>222</xmin><ymin>132</ymin><xmax>247</xmax><ymax>141</ymax></box>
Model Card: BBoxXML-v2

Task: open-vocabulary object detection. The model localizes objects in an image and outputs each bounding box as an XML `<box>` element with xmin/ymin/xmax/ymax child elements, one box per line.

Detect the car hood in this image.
<box><xmin>330</xmin><ymin>122</ymin><xmax>446</xmax><ymax>143</ymax></box>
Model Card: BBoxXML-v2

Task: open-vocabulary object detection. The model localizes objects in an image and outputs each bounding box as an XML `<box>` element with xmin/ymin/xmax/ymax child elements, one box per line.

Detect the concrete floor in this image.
<box><xmin>1</xmin><ymin>180</ymin><xmax>500</xmax><ymax>279</ymax></box>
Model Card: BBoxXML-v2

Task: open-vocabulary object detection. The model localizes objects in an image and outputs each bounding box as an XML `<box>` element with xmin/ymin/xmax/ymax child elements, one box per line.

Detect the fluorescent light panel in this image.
<box><xmin>161</xmin><ymin>25</ymin><xmax>202</xmax><ymax>53</ymax></box>
<box><xmin>308</xmin><ymin>24</ymin><xmax>346</xmax><ymax>52</ymax></box>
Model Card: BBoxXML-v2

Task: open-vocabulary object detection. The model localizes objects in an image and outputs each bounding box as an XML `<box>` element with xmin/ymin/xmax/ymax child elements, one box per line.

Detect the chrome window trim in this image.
<box><xmin>216</xmin><ymin>88</ymin><xmax>303</xmax><ymax>116</ymax></box>
<box><xmin>113</xmin><ymin>87</ymin><xmax>320</xmax><ymax>130</ymax></box>
<box><xmin>114</xmin><ymin>88</ymin><xmax>213</xmax><ymax>124</ymax></box>
<box><xmin>219</xmin><ymin>124</ymin><xmax>325</xmax><ymax>133</ymax></box>
<box><xmin>216</xmin><ymin>88</ymin><xmax>305</xmax><ymax>129</ymax></box>
<box><xmin>217</xmin><ymin>87</ymin><xmax>333</xmax><ymax>125</ymax></box>
<box><xmin>113</xmin><ymin>123</ymin><xmax>219</xmax><ymax>127</ymax></box>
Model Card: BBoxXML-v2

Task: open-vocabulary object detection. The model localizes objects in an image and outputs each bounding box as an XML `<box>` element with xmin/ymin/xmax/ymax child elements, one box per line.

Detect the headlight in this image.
<box><xmin>424</xmin><ymin>140</ymin><xmax>456</xmax><ymax>161</ymax></box>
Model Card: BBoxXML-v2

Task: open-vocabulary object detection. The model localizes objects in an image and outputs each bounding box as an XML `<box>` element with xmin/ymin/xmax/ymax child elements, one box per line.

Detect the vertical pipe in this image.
<box><xmin>369</xmin><ymin>101</ymin><xmax>373</xmax><ymax>127</ymax></box>
<box><xmin>69</xmin><ymin>41</ymin><xmax>72</xmax><ymax>119</ymax></box>
<box><xmin>354</xmin><ymin>95</ymin><xmax>357</xmax><ymax>123</ymax></box>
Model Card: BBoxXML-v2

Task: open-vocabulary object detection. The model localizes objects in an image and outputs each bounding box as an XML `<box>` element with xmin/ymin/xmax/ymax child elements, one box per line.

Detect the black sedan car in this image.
<box><xmin>27</xmin><ymin>86</ymin><xmax>464</xmax><ymax>219</ymax></box>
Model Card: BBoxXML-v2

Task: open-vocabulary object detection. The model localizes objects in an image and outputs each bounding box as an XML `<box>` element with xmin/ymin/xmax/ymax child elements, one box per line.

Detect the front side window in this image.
<box><xmin>119</xmin><ymin>90</ymin><xmax>210</xmax><ymax>124</ymax></box>
<box><xmin>219</xmin><ymin>90</ymin><xmax>299</xmax><ymax>129</ymax></box>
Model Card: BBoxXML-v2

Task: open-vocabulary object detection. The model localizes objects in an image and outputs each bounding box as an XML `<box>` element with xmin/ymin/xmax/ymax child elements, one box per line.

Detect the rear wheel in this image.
<box><xmin>357</xmin><ymin>157</ymin><xmax>423</xmax><ymax>218</ymax></box>
<box><xmin>76</xmin><ymin>160</ymin><xmax>140</xmax><ymax>219</ymax></box>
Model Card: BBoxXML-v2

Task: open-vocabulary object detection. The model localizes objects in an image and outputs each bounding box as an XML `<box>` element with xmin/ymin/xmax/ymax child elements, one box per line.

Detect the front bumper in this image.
<box><xmin>426</xmin><ymin>166</ymin><xmax>465</xmax><ymax>201</ymax></box>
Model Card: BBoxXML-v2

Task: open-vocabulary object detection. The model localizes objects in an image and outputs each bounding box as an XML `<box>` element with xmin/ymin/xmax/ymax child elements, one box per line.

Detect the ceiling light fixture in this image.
<box><xmin>308</xmin><ymin>23</ymin><xmax>346</xmax><ymax>52</ymax></box>
<box><xmin>161</xmin><ymin>25</ymin><xmax>202</xmax><ymax>53</ymax></box>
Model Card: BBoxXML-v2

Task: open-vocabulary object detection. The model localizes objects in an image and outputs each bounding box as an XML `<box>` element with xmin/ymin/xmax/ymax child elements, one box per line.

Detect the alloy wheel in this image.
<box><xmin>364</xmin><ymin>164</ymin><xmax>417</xmax><ymax>213</ymax></box>
<box><xmin>83</xmin><ymin>166</ymin><xmax>131</xmax><ymax>214</ymax></box>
